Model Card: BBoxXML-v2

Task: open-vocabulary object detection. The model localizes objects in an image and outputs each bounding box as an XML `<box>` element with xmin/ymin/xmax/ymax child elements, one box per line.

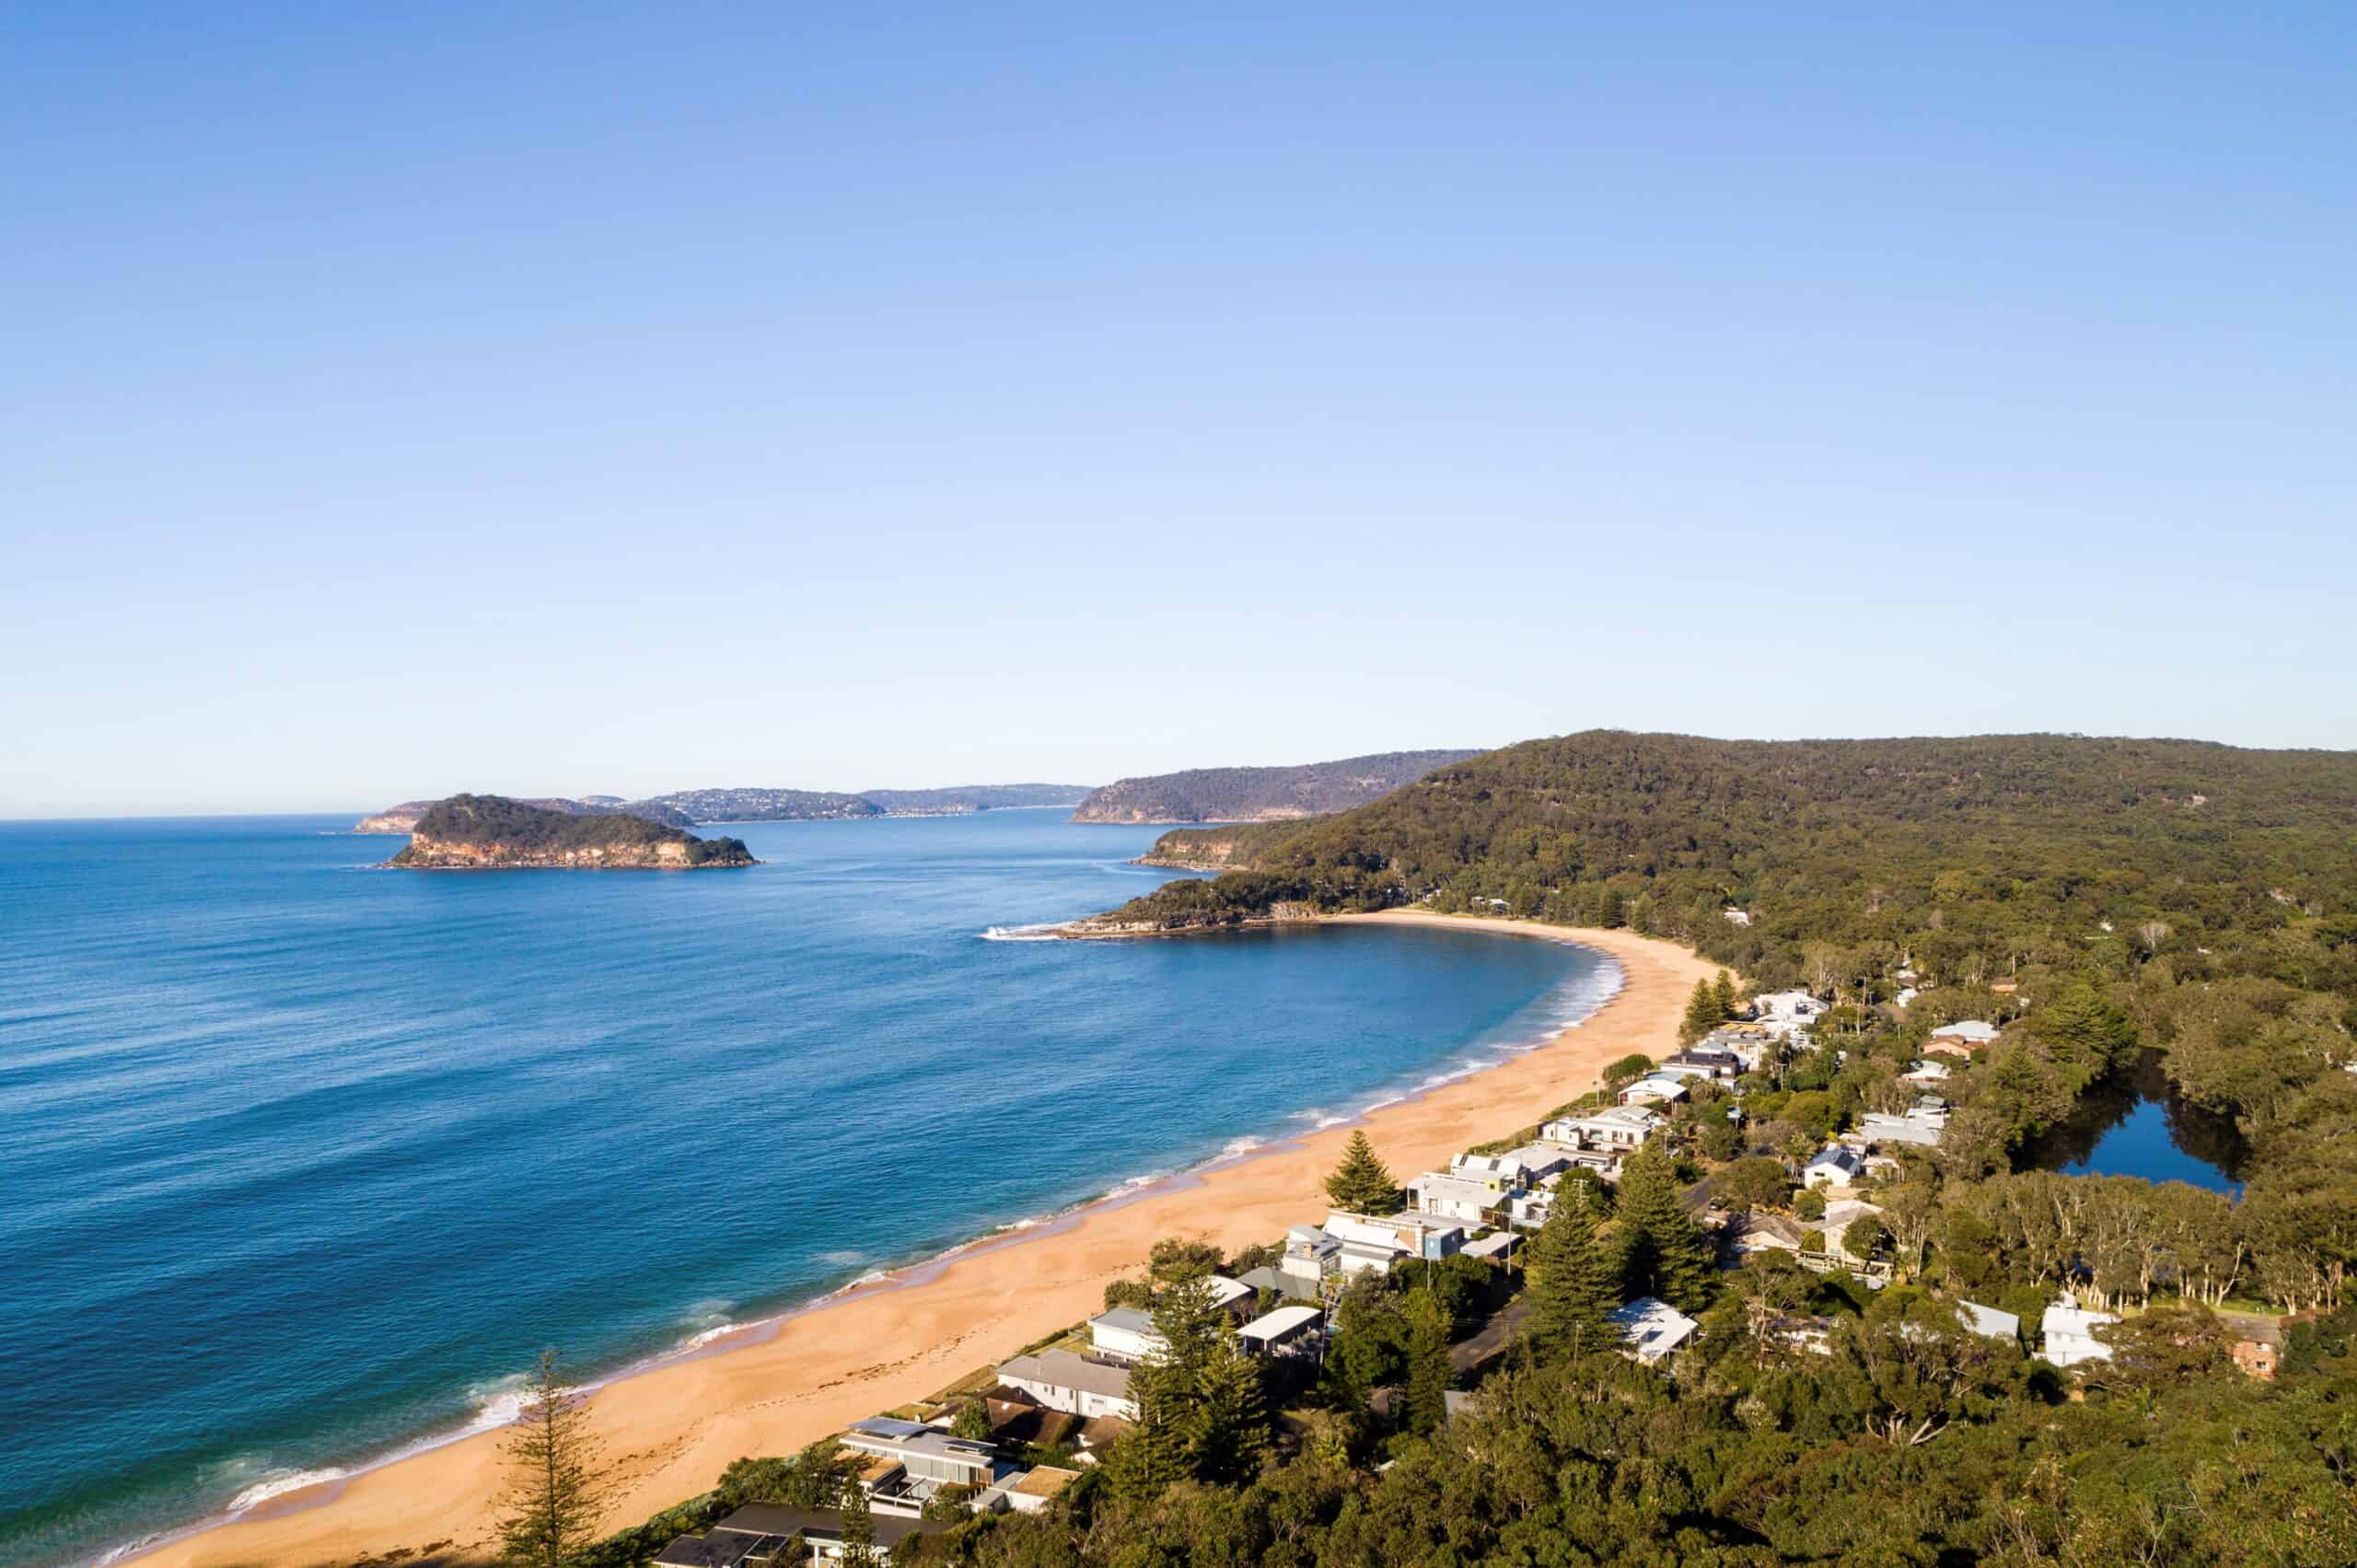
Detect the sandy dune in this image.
<box><xmin>129</xmin><ymin>913</ymin><xmax>1716</xmax><ymax>1567</ymax></box>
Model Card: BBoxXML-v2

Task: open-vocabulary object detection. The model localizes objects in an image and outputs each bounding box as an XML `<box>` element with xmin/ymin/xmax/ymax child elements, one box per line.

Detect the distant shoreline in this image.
<box><xmin>118</xmin><ymin>913</ymin><xmax>1716</xmax><ymax>1568</ymax></box>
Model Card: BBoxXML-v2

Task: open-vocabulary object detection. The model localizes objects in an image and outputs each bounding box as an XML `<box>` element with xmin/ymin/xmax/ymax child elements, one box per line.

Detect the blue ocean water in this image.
<box><xmin>0</xmin><ymin>810</ymin><xmax>1613</xmax><ymax>1566</ymax></box>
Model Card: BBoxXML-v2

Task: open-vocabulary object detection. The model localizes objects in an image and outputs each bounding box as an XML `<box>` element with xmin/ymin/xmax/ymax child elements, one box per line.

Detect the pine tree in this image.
<box><xmin>1679</xmin><ymin>978</ymin><xmax>1723</xmax><ymax>1044</ymax></box>
<box><xmin>1324</xmin><ymin>1130</ymin><xmax>1399</xmax><ymax>1214</ymax></box>
<box><xmin>1525</xmin><ymin>1186</ymin><xmax>1619</xmax><ymax>1362</ymax></box>
<box><xmin>1615</xmin><ymin>1141</ymin><xmax>1715</xmax><ymax>1312</ymax></box>
<box><xmin>1711</xmin><ymin>969</ymin><xmax>1736</xmax><ymax>1021</ymax></box>
<box><xmin>1402</xmin><ymin>1288</ymin><xmax>1453</xmax><ymax>1435</ymax></box>
<box><xmin>1185</xmin><ymin>1333</ymin><xmax>1271</xmax><ymax>1483</ymax></box>
<box><xmin>838</xmin><ymin>1480</ymin><xmax>877</xmax><ymax>1568</ymax></box>
<box><xmin>494</xmin><ymin>1349</ymin><xmax>606</xmax><ymax>1568</ymax></box>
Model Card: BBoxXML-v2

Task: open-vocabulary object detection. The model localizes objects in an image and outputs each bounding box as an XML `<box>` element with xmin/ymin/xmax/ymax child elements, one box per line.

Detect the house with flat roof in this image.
<box><xmin>994</xmin><ymin>1465</ymin><xmax>1080</xmax><ymax>1515</ymax></box>
<box><xmin>1857</xmin><ymin>1109</ymin><xmax>1945</xmax><ymax>1149</ymax></box>
<box><xmin>997</xmin><ymin>1348</ymin><xmax>1141</xmax><ymax>1420</ymax></box>
<box><xmin>1318</xmin><ymin>1210</ymin><xmax>1466</xmax><ymax>1272</ymax></box>
<box><xmin>1609</xmin><ymin>1295</ymin><xmax>1700</xmax><ymax>1363</ymax></box>
<box><xmin>1660</xmin><ymin>1048</ymin><xmax>1743</xmax><ymax>1081</ymax></box>
<box><xmin>1545</xmin><ymin>1105</ymin><xmax>1663</xmax><ymax>1150</ymax></box>
<box><xmin>1496</xmin><ymin>1142</ymin><xmax>1574</xmax><ymax>1182</ymax></box>
<box><xmin>1449</xmin><ymin>1151</ymin><xmax>1532</xmax><ymax>1188</ymax></box>
<box><xmin>1087</xmin><ymin>1307</ymin><xmax>1167</xmax><ymax>1362</ymax></box>
<box><xmin>838</xmin><ymin>1416</ymin><xmax>1004</xmax><ymax>1515</ymax></box>
<box><xmin>1407</xmin><ymin>1170</ymin><xmax>1513</xmax><ymax>1226</ymax></box>
<box><xmin>655</xmin><ymin>1504</ymin><xmax>952</xmax><ymax>1567</ymax></box>
<box><xmin>1749</xmin><ymin>990</ymin><xmax>1825</xmax><ymax>1035</ymax></box>
<box><xmin>1279</xmin><ymin>1224</ymin><xmax>1342</xmax><ymax>1288</ymax></box>
<box><xmin>1239</xmin><ymin>1303</ymin><xmax>1324</xmax><ymax>1357</ymax></box>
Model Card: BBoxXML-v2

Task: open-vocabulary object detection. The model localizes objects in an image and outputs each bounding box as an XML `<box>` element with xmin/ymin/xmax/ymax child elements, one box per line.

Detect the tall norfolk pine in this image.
<box><xmin>495</xmin><ymin>1349</ymin><xmax>606</xmax><ymax>1568</ymax></box>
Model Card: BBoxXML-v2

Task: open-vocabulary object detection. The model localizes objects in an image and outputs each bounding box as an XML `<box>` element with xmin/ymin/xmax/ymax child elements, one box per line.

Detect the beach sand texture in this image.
<box><xmin>129</xmin><ymin>913</ymin><xmax>1719</xmax><ymax>1567</ymax></box>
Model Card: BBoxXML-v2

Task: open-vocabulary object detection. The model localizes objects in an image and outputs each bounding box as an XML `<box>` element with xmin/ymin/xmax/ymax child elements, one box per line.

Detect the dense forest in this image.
<box><xmin>1070</xmin><ymin>750</ymin><xmax>1478</xmax><ymax>824</ymax></box>
<box><xmin>389</xmin><ymin>794</ymin><xmax>755</xmax><ymax>866</ymax></box>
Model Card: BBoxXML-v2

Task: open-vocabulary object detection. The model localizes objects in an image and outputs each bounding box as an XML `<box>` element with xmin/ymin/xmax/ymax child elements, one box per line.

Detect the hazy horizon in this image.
<box><xmin>6</xmin><ymin>4</ymin><xmax>2353</xmax><ymax>817</ymax></box>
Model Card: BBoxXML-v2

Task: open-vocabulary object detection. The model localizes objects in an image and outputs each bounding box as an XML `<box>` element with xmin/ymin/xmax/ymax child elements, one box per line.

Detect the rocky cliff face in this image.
<box><xmin>354</xmin><ymin>801</ymin><xmax>435</xmax><ymax>833</ymax></box>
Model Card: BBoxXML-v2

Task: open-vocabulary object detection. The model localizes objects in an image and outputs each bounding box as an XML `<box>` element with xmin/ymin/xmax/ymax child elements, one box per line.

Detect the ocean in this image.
<box><xmin>0</xmin><ymin>810</ymin><xmax>1617</xmax><ymax>1565</ymax></box>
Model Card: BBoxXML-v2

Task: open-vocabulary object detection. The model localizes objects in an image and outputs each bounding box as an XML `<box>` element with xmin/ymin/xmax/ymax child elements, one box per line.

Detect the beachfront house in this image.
<box><xmin>1609</xmin><ymin>1295</ymin><xmax>1701</xmax><ymax>1364</ymax></box>
<box><xmin>1407</xmin><ymin>1170</ymin><xmax>1514</xmax><ymax>1226</ymax></box>
<box><xmin>996</xmin><ymin>1348</ymin><xmax>1141</xmax><ymax>1420</ymax></box>
<box><xmin>1660</xmin><ymin>1048</ymin><xmax>1743</xmax><ymax>1082</ymax></box>
<box><xmin>1804</xmin><ymin>1145</ymin><xmax>1864</xmax><ymax>1189</ymax></box>
<box><xmin>839</xmin><ymin>1417</ymin><xmax>1004</xmax><ymax>1516</ymax></box>
<box><xmin>1925</xmin><ymin>1020</ymin><xmax>2001</xmax><ymax>1057</ymax></box>
<box><xmin>1087</xmin><ymin>1307</ymin><xmax>1167</xmax><ymax>1362</ymax></box>
<box><xmin>656</xmin><ymin>1504</ymin><xmax>951</xmax><ymax>1566</ymax></box>
<box><xmin>1495</xmin><ymin>1142</ymin><xmax>1574</xmax><ymax>1181</ymax></box>
<box><xmin>1450</xmin><ymin>1151</ymin><xmax>1534</xmax><ymax>1189</ymax></box>
<box><xmin>1278</xmin><ymin>1224</ymin><xmax>1343</xmax><ymax>1290</ymax></box>
<box><xmin>1618</xmin><ymin>1074</ymin><xmax>1690</xmax><ymax>1108</ymax></box>
<box><xmin>1323</xmin><ymin>1211</ymin><xmax>1465</xmax><ymax>1271</ymax></box>
<box><xmin>1238</xmin><ymin>1303</ymin><xmax>1324</xmax><ymax>1358</ymax></box>
<box><xmin>1544</xmin><ymin>1105</ymin><xmax>1662</xmax><ymax>1151</ymax></box>
<box><xmin>2041</xmin><ymin>1295</ymin><xmax>2119</xmax><ymax>1367</ymax></box>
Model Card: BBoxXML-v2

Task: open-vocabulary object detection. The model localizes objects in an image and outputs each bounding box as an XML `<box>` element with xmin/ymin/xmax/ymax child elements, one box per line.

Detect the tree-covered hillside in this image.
<box><xmin>390</xmin><ymin>794</ymin><xmax>755</xmax><ymax>866</ymax></box>
<box><xmin>1071</xmin><ymin>749</ymin><xmax>1480</xmax><ymax>823</ymax></box>
<box><xmin>1100</xmin><ymin>731</ymin><xmax>2357</xmax><ymax>992</ymax></box>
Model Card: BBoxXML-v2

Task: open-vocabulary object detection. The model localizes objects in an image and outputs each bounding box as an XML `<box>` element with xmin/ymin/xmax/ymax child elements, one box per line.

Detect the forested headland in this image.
<box><xmin>1070</xmin><ymin>749</ymin><xmax>1479</xmax><ymax>824</ymax></box>
<box><xmin>386</xmin><ymin>795</ymin><xmax>756</xmax><ymax>869</ymax></box>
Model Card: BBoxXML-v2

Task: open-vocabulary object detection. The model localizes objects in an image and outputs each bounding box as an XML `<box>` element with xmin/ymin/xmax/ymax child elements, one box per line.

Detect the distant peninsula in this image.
<box><xmin>354</xmin><ymin>783</ymin><xmax>1092</xmax><ymax>833</ymax></box>
<box><xmin>1068</xmin><ymin>749</ymin><xmax>1479</xmax><ymax>824</ymax></box>
<box><xmin>385</xmin><ymin>796</ymin><xmax>756</xmax><ymax>870</ymax></box>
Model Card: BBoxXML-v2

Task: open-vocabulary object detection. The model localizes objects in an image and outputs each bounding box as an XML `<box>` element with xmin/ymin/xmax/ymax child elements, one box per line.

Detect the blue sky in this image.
<box><xmin>5</xmin><ymin>3</ymin><xmax>2352</xmax><ymax>816</ymax></box>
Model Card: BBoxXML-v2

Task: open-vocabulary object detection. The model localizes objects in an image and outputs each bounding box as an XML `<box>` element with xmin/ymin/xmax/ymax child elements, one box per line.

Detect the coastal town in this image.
<box><xmin>644</xmin><ymin>969</ymin><xmax>2285</xmax><ymax>1567</ymax></box>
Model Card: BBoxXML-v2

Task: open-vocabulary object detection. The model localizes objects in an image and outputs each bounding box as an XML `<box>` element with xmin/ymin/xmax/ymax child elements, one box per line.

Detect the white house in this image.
<box><xmin>1608</xmin><ymin>1295</ymin><xmax>1700</xmax><ymax>1364</ymax></box>
<box><xmin>1805</xmin><ymin>1145</ymin><xmax>1865</xmax><ymax>1189</ymax></box>
<box><xmin>2041</xmin><ymin>1295</ymin><xmax>2119</xmax><ymax>1367</ymax></box>
<box><xmin>1323</xmin><ymin>1210</ymin><xmax>1465</xmax><ymax>1271</ymax></box>
<box><xmin>997</xmin><ymin>1349</ymin><xmax>1139</xmax><ymax>1420</ymax></box>
<box><xmin>1495</xmin><ymin>1142</ymin><xmax>1574</xmax><ymax>1182</ymax></box>
<box><xmin>1619</xmin><ymin>1074</ymin><xmax>1690</xmax><ymax>1107</ymax></box>
<box><xmin>1545</xmin><ymin>1105</ymin><xmax>1662</xmax><ymax>1150</ymax></box>
<box><xmin>1086</xmin><ymin>1307</ymin><xmax>1166</xmax><ymax>1363</ymax></box>
<box><xmin>1238</xmin><ymin>1303</ymin><xmax>1324</xmax><ymax>1357</ymax></box>
<box><xmin>839</xmin><ymin>1417</ymin><xmax>1004</xmax><ymax>1515</ymax></box>
<box><xmin>1857</xmin><ymin>1109</ymin><xmax>1945</xmax><ymax>1149</ymax></box>
<box><xmin>1279</xmin><ymin>1225</ymin><xmax>1343</xmax><ymax>1290</ymax></box>
<box><xmin>1901</xmin><ymin>1059</ymin><xmax>1950</xmax><ymax>1085</ymax></box>
<box><xmin>1449</xmin><ymin>1152</ymin><xmax>1534</xmax><ymax>1190</ymax></box>
<box><xmin>1407</xmin><ymin>1170</ymin><xmax>1512</xmax><ymax>1226</ymax></box>
<box><xmin>1749</xmin><ymin>990</ymin><xmax>1825</xmax><ymax>1035</ymax></box>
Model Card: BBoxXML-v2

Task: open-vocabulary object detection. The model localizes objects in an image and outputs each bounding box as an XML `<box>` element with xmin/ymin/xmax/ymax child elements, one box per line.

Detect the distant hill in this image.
<box><xmin>630</xmin><ymin>787</ymin><xmax>880</xmax><ymax>823</ymax></box>
<box><xmin>354</xmin><ymin>796</ymin><xmax>690</xmax><ymax>833</ymax></box>
<box><xmin>360</xmin><ymin>783</ymin><xmax>1098</xmax><ymax>832</ymax></box>
<box><xmin>386</xmin><ymin>795</ymin><xmax>756</xmax><ymax>870</ymax></box>
<box><xmin>1069</xmin><ymin>749</ymin><xmax>1481</xmax><ymax>824</ymax></box>
<box><xmin>857</xmin><ymin>784</ymin><xmax>1094</xmax><ymax>814</ymax></box>
<box><xmin>1136</xmin><ymin>819</ymin><xmax>1320</xmax><ymax>869</ymax></box>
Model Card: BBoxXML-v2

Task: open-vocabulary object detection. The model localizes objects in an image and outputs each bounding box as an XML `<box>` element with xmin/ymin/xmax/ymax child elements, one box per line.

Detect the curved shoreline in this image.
<box><xmin>120</xmin><ymin>913</ymin><xmax>1718</xmax><ymax>1568</ymax></box>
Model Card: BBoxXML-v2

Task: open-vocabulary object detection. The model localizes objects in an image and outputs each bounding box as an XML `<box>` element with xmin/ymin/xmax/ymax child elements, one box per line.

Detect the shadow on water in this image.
<box><xmin>2017</xmin><ymin>1050</ymin><xmax>2247</xmax><ymax>1195</ymax></box>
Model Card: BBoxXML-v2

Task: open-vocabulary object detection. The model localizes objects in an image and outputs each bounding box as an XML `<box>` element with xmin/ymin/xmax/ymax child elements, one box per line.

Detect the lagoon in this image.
<box><xmin>2020</xmin><ymin>1050</ymin><xmax>2246</xmax><ymax>1194</ymax></box>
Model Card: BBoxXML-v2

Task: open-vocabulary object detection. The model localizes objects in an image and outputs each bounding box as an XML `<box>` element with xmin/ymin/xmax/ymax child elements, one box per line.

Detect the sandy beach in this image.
<box><xmin>127</xmin><ymin>912</ymin><xmax>1717</xmax><ymax>1568</ymax></box>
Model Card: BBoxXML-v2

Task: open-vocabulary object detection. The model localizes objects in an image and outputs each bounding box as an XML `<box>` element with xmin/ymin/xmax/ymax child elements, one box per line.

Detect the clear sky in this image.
<box><xmin>5</xmin><ymin>3</ymin><xmax>2352</xmax><ymax>816</ymax></box>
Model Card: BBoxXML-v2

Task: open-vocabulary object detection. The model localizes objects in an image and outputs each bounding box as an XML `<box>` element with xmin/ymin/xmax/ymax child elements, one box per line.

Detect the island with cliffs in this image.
<box><xmin>384</xmin><ymin>795</ymin><xmax>757</xmax><ymax>870</ymax></box>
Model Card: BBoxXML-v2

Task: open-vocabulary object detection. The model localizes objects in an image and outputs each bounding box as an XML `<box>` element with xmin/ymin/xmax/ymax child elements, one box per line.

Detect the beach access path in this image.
<box><xmin>130</xmin><ymin>912</ymin><xmax>1721</xmax><ymax>1568</ymax></box>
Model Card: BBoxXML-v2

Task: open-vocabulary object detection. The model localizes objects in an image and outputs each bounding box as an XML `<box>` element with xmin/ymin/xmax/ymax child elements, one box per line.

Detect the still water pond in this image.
<box><xmin>2020</xmin><ymin>1050</ymin><xmax>2246</xmax><ymax>1194</ymax></box>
